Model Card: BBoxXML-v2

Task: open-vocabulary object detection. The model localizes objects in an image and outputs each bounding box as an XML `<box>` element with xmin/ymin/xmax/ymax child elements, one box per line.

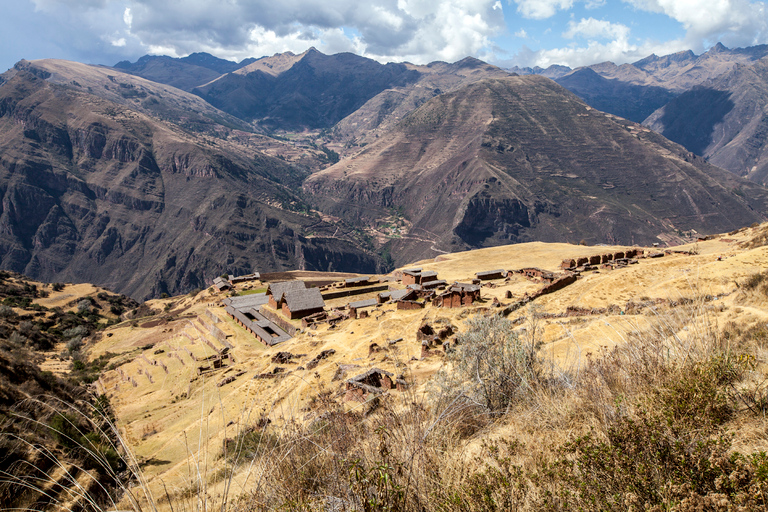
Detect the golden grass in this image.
<box><xmin>26</xmin><ymin>225</ymin><xmax>768</xmax><ymax>510</ymax></box>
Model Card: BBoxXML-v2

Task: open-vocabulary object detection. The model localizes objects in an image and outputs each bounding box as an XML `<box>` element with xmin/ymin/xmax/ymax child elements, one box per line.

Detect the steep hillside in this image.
<box><xmin>555</xmin><ymin>67</ymin><xmax>677</xmax><ymax>123</ymax></box>
<box><xmin>645</xmin><ymin>57</ymin><xmax>768</xmax><ymax>184</ymax></box>
<box><xmin>192</xmin><ymin>48</ymin><xmax>422</xmax><ymax>130</ymax></box>
<box><xmin>114</xmin><ymin>52</ymin><xmax>256</xmax><ymax>92</ymax></box>
<box><xmin>2</xmin><ymin>59</ymin><xmax>253</xmax><ymax>134</ymax></box>
<box><xmin>305</xmin><ymin>76</ymin><xmax>768</xmax><ymax>266</ymax></box>
<box><xmin>0</xmin><ymin>60</ymin><xmax>382</xmax><ymax>299</ymax></box>
<box><xmin>0</xmin><ymin>272</ymin><xmax>137</xmax><ymax>511</ymax></box>
<box><xmin>330</xmin><ymin>57</ymin><xmax>511</xmax><ymax>146</ymax></box>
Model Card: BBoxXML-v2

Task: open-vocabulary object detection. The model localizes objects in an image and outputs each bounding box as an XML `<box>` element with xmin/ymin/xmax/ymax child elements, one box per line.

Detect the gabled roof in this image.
<box><xmin>349</xmin><ymin>298</ymin><xmax>378</xmax><ymax>309</ymax></box>
<box><xmin>452</xmin><ymin>282</ymin><xmax>480</xmax><ymax>293</ymax></box>
<box><xmin>392</xmin><ymin>288</ymin><xmax>418</xmax><ymax>301</ymax></box>
<box><xmin>476</xmin><ymin>269</ymin><xmax>506</xmax><ymax>277</ymax></box>
<box><xmin>213</xmin><ymin>276</ymin><xmax>232</xmax><ymax>290</ymax></box>
<box><xmin>345</xmin><ymin>276</ymin><xmax>370</xmax><ymax>285</ymax></box>
<box><xmin>282</xmin><ymin>287</ymin><xmax>325</xmax><ymax>313</ymax></box>
<box><xmin>223</xmin><ymin>293</ymin><xmax>268</xmax><ymax>309</ymax></box>
<box><xmin>267</xmin><ymin>280</ymin><xmax>307</xmax><ymax>302</ymax></box>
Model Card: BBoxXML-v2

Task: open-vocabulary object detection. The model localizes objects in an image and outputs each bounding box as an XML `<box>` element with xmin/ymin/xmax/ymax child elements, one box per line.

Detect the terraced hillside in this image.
<box><xmin>305</xmin><ymin>76</ymin><xmax>768</xmax><ymax>266</ymax></box>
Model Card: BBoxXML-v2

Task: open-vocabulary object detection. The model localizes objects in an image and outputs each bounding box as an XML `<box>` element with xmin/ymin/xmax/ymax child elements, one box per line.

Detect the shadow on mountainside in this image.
<box><xmin>658</xmin><ymin>87</ymin><xmax>735</xmax><ymax>156</ymax></box>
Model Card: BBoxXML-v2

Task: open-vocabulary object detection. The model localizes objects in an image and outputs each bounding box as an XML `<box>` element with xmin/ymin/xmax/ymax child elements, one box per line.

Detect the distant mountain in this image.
<box><xmin>555</xmin><ymin>68</ymin><xmax>677</xmax><ymax>123</ymax></box>
<box><xmin>331</xmin><ymin>56</ymin><xmax>511</xmax><ymax>145</ymax></box>
<box><xmin>576</xmin><ymin>43</ymin><xmax>768</xmax><ymax>92</ymax></box>
<box><xmin>116</xmin><ymin>49</ymin><xmax>512</xmax><ymax>133</ymax></box>
<box><xmin>191</xmin><ymin>48</ymin><xmax>424</xmax><ymax>130</ymax></box>
<box><xmin>507</xmin><ymin>64</ymin><xmax>571</xmax><ymax>79</ymax></box>
<box><xmin>305</xmin><ymin>76</ymin><xmax>768</xmax><ymax>265</ymax></box>
<box><xmin>114</xmin><ymin>52</ymin><xmax>254</xmax><ymax>91</ymax></box>
<box><xmin>509</xmin><ymin>44</ymin><xmax>768</xmax><ymax>127</ymax></box>
<box><xmin>0</xmin><ymin>60</ymin><xmax>382</xmax><ymax>299</ymax></box>
<box><xmin>645</xmin><ymin>56</ymin><xmax>768</xmax><ymax>184</ymax></box>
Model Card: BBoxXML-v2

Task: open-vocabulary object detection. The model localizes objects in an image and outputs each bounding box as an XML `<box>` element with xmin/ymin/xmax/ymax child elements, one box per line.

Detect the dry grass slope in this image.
<box><xmin>7</xmin><ymin>224</ymin><xmax>768</xmax><ymax>510</ymax></box>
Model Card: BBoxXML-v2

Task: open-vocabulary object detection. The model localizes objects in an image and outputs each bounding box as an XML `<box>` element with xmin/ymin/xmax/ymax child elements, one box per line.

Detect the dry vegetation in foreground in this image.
<box><xmin>214</xmin><ymin>295</ymin><xmax>768</xmax><ymax>512</ymax></box>
<box><xmin>9</xmin><ymin>277</ymin><xmax>768</xmax><ymax>512</ymax></box>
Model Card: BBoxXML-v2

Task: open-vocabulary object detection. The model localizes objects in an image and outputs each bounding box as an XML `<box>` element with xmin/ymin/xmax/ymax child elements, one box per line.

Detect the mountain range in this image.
<box><xmin>305</xmin><ymin>76</ymin><xmax>768</xmax><ymax>265</ymax></box>
<box><xmin>514</xmin><ymin>43</ymin><xmax>768</xmax><ymax>185</ymax></box>
<box><xmin>0</xmin><ymin>59</ymin><xmax>382</xmax><ymax>299</ymax></box>
<box><xmin>2</xmin><ymin>45</ymin><xmax>768</xmax><ymax>298</ymax></box>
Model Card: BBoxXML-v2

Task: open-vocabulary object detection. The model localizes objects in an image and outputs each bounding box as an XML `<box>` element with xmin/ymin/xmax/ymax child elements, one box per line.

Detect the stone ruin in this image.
<box><xmin>417</xmin><ymin>319</ymin><xmax>456</xmax><ymax>357</ymax></box>
<box><xmin>561</xmin><ymin>248</ymin><xmax>646</xmax><ymax>271</ymax></box>
<box><xmin>306</xmin><ymin>349</ymin><xmax>336</xmax><ymax>370</ymax></box>
<box><xmin>526</xmin><ymin>273</ymin><xmax>578</xmax><ymax>300</ymax></box>
<box><xmin>514</xmin><ymin>268</ymin><xmax>557</xmax><ymax>283</ymax></box>
<box><xmin>254</xmin><ymin>367</ymin><xmax>286</xmax><ymax>379</ymax></box>
<box><xmin>344</xmin><ymin>368</ymin><xmax>407</xmax><ymax>402</ymax></box>
<box><xmin>195</xmin><ymin>347</ymin><xmax>232</xmax><ymax>375</ymax></box>
<box><xmin>397</xmin><ymin>300</ymin><xmax>425</xmax><ymax>310</ymax></box>
<box><xmin>271</xmin><ymin>351</ymin><xmax>300</xmax><ymax>364</ymax></box>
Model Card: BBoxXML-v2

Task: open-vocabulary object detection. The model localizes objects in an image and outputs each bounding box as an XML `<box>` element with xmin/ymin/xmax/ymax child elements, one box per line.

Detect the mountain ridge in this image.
<box><xmin>305</xmin><ymin>75</ymin><xmax>768</xmax><ymax>265</ymax></box>
<box><xmin>0</xmin><ymin>60</ymin><xmax>383</xmax><ymax>299</ymax></box>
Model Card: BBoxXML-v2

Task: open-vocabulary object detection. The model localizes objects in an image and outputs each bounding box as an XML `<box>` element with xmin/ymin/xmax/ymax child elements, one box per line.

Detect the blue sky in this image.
<box><xmin>1</xmin><ymin>0</ymin><xmax>766</xmax><ymax>72</ymax></box>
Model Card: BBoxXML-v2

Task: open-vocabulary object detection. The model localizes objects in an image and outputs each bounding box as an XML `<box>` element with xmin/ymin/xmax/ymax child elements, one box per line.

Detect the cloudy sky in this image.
<box><xmin>1</xmin><ymin>0</ymin><xmax>766</xmax><ymax>72</ymax></box>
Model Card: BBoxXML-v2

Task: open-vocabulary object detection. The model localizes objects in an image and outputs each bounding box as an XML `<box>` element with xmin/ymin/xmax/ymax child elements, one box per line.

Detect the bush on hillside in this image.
<box><xmin>432</xmin><ymin>314</ymin><xmax>544</xmax><ymax>414</ymax></box>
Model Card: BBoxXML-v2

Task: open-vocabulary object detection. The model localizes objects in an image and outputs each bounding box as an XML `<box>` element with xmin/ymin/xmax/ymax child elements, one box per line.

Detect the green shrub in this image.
<box><xmin>539</xmin><ymin>356</ymin><xmax>761</xmax><ymax>511</ymax></box>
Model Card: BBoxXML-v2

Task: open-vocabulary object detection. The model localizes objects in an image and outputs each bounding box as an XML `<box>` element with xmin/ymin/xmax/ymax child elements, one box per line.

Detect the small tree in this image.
<box><xmin>77</xmin><ymin>299</ymin><xmax>92</xmax><ymax>313</ymax></box>
<box><xmin>435</xmin><ymin>313</ymin><xmax>543</xmax><ymax>414</ymax></box>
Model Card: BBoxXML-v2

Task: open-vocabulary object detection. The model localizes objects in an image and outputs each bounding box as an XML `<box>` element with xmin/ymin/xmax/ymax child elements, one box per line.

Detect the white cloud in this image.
<box><xmin>513</xmin><ymin>0</ymin><xmax>574</xmax><ymax>19</ymax></box>
<box><xmin>523</xmin><ymin>37</ymin><xmax>686</xmax><ymax>68</ymax></box>
<box><xmin>563</xmin><ymin>18</ymin><xmax>630</xmax><ymax>41</ymax></box>
<box><xmin>123</xmin><ymin>7</ymin><xmax>132</xmax><ymax>29</ymax></box>
<box><xmin>514</xmin><ymin>28</ymin><xmax>528</xmax><ymax>37</ymax></box>
<box><xmin>623</xmin><ymin>0</ymin><xmax>767</xmax><ymax>50</ymax></box>
<box><xmin>27</xmin><ymin>0</ymin><xmax>504</xmax><ymax>65</ymax></box>
<box><xmin>111</xmin><ymin>37</ymin><xmax>126</xmax><ymax>47</ymax></box>
<box><xmin>499</xmin><ymin>0</ymin><xmax>766</xmax><ymax>69</ymax></box>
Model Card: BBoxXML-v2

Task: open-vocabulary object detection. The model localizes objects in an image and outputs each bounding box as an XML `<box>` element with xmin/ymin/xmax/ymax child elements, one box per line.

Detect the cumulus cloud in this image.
<box><xmin>530</xmin><ymin>38</ymin><xmax>686</xmax><ymax>68</ymax></box>
<box><xmin>5</xmin><ymin>0</ymin><xmax>767</xmax><ymax>73</ymax></box>
<box><xmin>563</xmin><ymin>18</ymin><xmax>630</xmax><ymax>40</ymax></box>
<box><xmin>623</xmin><ymin>0</ymin><xmax>767</xmax><ymax>50</ymax></box>
<box><xmin>502</xmin><ymin>0</ymin><xmax>766</xmax><ymax>69</ymax></box>
<box><xmin>513</xmin><ymin>0</ymin><xmax>574</xmax><ymax>19</ymax></box>
<box><xmin>22</xmin><ymin>0</ymin><xmax>504</xmax><ymax>66</ymax></box>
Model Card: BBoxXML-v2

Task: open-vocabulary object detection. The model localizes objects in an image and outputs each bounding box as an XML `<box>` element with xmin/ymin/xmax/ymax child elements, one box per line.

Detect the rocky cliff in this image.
<box><xmin>0</xmin><ymin>60</ymin><xmax>381</xmax><ymax>299</ymax></box>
